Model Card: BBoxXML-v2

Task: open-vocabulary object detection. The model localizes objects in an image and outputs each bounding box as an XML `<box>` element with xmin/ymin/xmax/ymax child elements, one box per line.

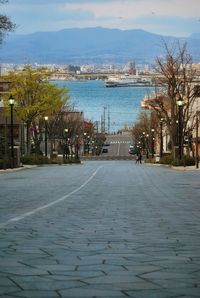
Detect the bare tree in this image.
<box><xmin>0</xmin><ymin>0</ymin><xmax>16</xmax><ymax>43</ymax></box>
<box><xmin>146</xmin><ymin>41</ymin><xmax>197</xmax><ymax>157</ymax></box>
<box><xmin>46</xmin><ymin>107</ymin><xmax>84</xmax><ymax>160</ymax></box>
<box><xmin>132</xmin><ymin>111</ymin><xmax>159</xmax><ymax>154</ymax></box>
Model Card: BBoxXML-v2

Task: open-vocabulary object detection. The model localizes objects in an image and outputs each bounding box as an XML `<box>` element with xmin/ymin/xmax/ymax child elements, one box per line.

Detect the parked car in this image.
<box><xmin>129</xmin><ymin>145</ymin><xmax>136</xmax><ymax>155</ymax></box>
<box><xmin>129</xmin><ymin>148</ymin><xmax>134</xmax><ymax>155</ymax></box>
<box><xmin>102</xmin><ymin>147</ymin><xmax>108</xmax><ymax>153</ymax></box>
<box><xmin>103</xmin><ymin>141</ymin><xmax>110</xmax><ymax>146</ymax></box>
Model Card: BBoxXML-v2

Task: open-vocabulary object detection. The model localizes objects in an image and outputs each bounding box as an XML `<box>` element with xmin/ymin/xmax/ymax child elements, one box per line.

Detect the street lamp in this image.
<box><xmin>195</xmin><ymin>111</ymin><xmax>199</xmax><ymax>168</ymax></box>
<box><xmin>44</xmin><ymin>116</ymin><xmax>48</xmax><ymax>157</ymax></box>
<box><xmin>142</xmin><ymin>131</ymin><xmax>146</xmax><ymax>153</ymax></box>
<box><xmin>151</xmin><ymin>128</ymin><xmax>155</xmax><ymax>158</ymax></box>
<box><xmin>146</xmin><ymin>134</ymin><xmax>149</xmax><ymax>159</ymax></box>
<box><xmin>160</xmin><ymin>118</ymin><xmax>163</xmax><ymax>158</ymax></box>
<box><xmin>75</xmin><ymin>135</ymin><xmax>79</xmax><ymax>160</ymax></box>
<box><xmin>9</xmin><ymin>95</ymin><xmax>15</xmax><ymax>168</ymax></box>
<box><xmin>64</xmin><ymin>128</ymin><xmax>69</xmax><ymax>160</ymax></box>
<box><xmin>92</xmin><ymin>140</ymin><xmax>95</xmax><ymax>155</ymax></box>
<box><xmin>87</xmin><ymin>135</ymin><xmax>90</xmax><ymax>154</ymax></box>
<box><xmin>83</xmin><ymin>132</ymin><xmax>87</xmax><ymax>155</ymax></box>
<box><xmin>177</xmin><ymin>100</ymin><xmax>184</xmax><ymax>160</ymax></box>
<box><xmin>176</xmin><ymin>119</ymin><xmax>179</xmax><ymax>147</ymax></box>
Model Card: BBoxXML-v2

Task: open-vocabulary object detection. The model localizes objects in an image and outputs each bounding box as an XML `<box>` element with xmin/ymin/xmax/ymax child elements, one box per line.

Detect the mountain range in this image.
<box><xmin>0</xmin><ymin>27</ymin><xmax>200</xmax><ymax>65</ymax></box>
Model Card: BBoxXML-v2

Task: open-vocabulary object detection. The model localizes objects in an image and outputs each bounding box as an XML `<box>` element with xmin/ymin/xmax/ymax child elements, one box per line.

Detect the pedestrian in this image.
<box><xmin>138</xmin><ymin>153</ymin><xmax>142</xmax><ymax>164</ymax></box>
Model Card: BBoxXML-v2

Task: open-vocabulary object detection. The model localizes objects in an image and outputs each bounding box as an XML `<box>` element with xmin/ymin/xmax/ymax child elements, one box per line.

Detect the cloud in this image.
<box><xmin>5</xmin><ymin>0</ymin><xmax>200</xmax><ymax>36</ymax></box>
<box><xmin>9</xmin><ymin>0</ymin><xmax>109</xmax><ymax>4</ymax></box>
<box><xmin>63</xmin><ymin>0</ymin><xmax>200</xmax><ymax>19</ymax></box>
<box><xmin>129</xmin><ymin>15</ymin><xmax>200</xmax><ymax>37</ymax></box>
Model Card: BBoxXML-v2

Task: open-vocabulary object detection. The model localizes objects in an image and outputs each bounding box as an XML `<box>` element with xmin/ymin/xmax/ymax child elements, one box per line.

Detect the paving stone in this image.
<box><xmin>0</xmin><ymin>267</ymin><xmax>48</xmax><ymax>276</ymax></box>
<box><xmin>0</xmin><ymin>277</ymin><xmax>16</xmax><ymax>287</ymax></box>
<box><xmin>0</xmin><ymin>162</ymin><xmax>200</xmax><ymax>297</ymax></box>
<box><xmin>58</xmin><ymin>287</ymin><xmax>127</xmax><ymax>297</ymax></box>
<box><xmin>77</xmin><ymin>264</ymin><xmax>126</xmax><ymax>272</ymax></box>
<box><xmin>5</xmin><ymin>290</ymin><xmax>60</xmax><ymax>297</ymax></box>
<box><xmin>139</xmin><ymin>271</ymin><xmax>193</xmax><ymax>279</ymax></box>
<box><xmin>9</xmin><ymin>279</ymin><xmax>85</xmax><ymax>291</ymax></box>
<box><xmin>0</xmin><ymin>286</ymin><xmax>22</xmax><ymax>295</ymax></box>
<box><xmin>167</xmin><ymin>287</ymin><xmax>200</xmax><ymax>297</ymax></box>
<box><xmin>82</xmin><ymin>274</ymin><xmax>141</xmax><ymax>284</ymax></box>
<box><xmin>125</xmin><ymin>289</ymin><xmax>177</xmax><ymax>298</ymax></box>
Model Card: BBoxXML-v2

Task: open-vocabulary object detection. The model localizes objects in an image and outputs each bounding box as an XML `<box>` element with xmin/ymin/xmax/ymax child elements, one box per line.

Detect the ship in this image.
<box><xmin>105</xmin><ymin>75</ymin><xmax>153</xmax><ymax>88</ymax></box>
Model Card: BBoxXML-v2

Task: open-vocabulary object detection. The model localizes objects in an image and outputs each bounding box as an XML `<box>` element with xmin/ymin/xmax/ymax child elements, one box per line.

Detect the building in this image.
<box><xmin>140</xmin><ymin>78</ymin><xmax>200</xmax><ymax>159</ymax></box>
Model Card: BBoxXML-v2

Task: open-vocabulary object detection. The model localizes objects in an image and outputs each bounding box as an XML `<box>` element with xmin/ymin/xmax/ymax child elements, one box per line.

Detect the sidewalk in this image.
<box><xmin>146</xmin><ymin>162</ymin><xmax>200</xmax><ymax>171</ymax></box>
<box><xmin>171</xmin><ymin>165</ymin><xmax>200</xmax><ymax>171</ymax></box>
<box><xmin>0</xmin><ymin>165</ymin><xmax>36</xmax><ymax>174</ymax></box>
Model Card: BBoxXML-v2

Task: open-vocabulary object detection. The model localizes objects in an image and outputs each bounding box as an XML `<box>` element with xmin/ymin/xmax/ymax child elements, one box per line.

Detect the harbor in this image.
<box><xmin>54</xmin><ymin>79</ymin><xmax>154</xmax><ymax>133</ymax></box>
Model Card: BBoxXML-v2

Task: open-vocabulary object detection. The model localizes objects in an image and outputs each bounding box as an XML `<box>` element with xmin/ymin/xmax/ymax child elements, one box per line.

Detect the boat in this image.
<box><xmin>105</xmin><ymin>75</ymin><xmax>153</xmax><ymax>87</ymax></box>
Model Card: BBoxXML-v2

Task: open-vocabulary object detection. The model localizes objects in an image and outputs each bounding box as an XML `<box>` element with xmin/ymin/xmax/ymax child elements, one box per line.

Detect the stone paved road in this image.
<box><xmin>0</xmin><ymin>161</ymin><xmax>200</xmax><ymax>298</ymax></box>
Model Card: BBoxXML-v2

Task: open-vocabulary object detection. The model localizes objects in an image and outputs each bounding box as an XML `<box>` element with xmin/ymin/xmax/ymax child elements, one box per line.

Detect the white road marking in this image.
<box><xmin>0</xmin><ymin>166</ymin><xmax>103</xmax><ymax>228</ymax></box>
<box><xmin>110</xmin><ymin>141</ymin><xmax>130</xmax><ymax>144</ymax></box>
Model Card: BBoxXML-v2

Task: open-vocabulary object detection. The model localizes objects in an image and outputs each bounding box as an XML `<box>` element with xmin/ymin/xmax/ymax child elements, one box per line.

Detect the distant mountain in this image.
<box><xmin>190</xmin><ymin>33</ymin><xmax>200</xmax><ymax>39</ymax></box>
<box><xmin>0</xmin><ymin>27</ymin><xmax>200</xmax><ymax>64</ymax></box>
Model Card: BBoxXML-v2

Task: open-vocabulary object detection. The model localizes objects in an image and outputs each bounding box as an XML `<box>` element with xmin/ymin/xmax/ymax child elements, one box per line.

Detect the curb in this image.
<box><xmin>0</xmin><ymin>165</ymin><xmax>37</xmax><ymax>174</ymax></box>
<box><xmin>146</xmin><ymin>162</ymin><xmax>200</xmax><ymax>171</ymax></box>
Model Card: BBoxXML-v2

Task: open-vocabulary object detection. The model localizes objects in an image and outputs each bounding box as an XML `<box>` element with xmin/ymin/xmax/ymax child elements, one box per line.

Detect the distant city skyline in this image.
<box><xmin>2</xmin><ymin>0</ymin><xmax>200</xmax><ymax>37</ymax></box>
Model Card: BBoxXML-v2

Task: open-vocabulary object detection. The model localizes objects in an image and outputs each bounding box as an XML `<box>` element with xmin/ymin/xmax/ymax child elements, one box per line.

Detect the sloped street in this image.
<box><xmin>0</xmin><ymin>161</ymin><xmax>200</xmax><ymax>297</ymax></box>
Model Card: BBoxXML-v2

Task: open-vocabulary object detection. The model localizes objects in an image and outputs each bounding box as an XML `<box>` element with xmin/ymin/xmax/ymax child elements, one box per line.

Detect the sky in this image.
<box><xmin>2</xmin><ymin>0</ymin><xmax>200</xmax><ymax>37</ymax></box>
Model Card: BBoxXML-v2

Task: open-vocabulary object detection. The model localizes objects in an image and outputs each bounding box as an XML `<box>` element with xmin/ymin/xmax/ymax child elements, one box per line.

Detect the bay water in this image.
<box><xmin>55</xmin><ymin>80</ymin><xmax>153</xmax><ymax>133</ymax></box>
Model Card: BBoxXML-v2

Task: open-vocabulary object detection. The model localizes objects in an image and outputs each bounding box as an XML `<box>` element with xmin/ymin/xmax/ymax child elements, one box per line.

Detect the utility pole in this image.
<box><xmin>103</xmin><ymin>106</ymin><xmax>107</xmax><ymax>133</ymax></box>
<box><xmin>108</xmin><ymin>107</ymin><xmax>110</xmax><ymax>134</ymax></box>
<box><xmin>101</xmin><ymin>115</ymin><xmax>103</xmax><ymax>133</ymax></box>
<box><xmin>95</xmin><ymin>121</ymin><xmax>98</xmax><ymax>134</ymax></box>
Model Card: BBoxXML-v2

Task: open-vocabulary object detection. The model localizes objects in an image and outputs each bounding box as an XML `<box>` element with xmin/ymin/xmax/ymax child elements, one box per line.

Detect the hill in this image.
<box><xmin>0</xmin><ymin>27</ymin><xmax>200</xmax><ymax>64</ymax></box>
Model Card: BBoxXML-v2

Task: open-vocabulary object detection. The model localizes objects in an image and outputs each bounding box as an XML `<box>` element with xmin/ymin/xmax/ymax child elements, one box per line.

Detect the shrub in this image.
<box><xmin>21</xmin><ymin>154</ymin><xmax>49</xmax><ymax>165</ymax></box>
<box><xmin>144</xmin><ymin>157</ymin><xmax>155</xmax><ymax>164</ymax></box>
<box><xmin>184</xmin><ymin>156</ymin><xmax>196</xmax><ymax>166</ymax></box>
<box><xmin>0</xmin><ymin>159</ymin><xmax>10</xmax><ymax>169</ymax></box>
<box><xmin>160</xmin><ymin>154</ymin><xmax>174</xmax><ymax>165</ymax></box>
<box><xmin>63</xmin><ymin>158</ymin><xmax>81</xmax><ymax>164</ymax></box>
<box><xmin>21</xmin><ymin>155</ymin><xmax>82</xmax><ymax>166</ymax></box>
<box><xmin>159</xmin><ymin>154</ymin><xmax>195</xmax><ymax>166</ymax></box>
<box><xmin>171</xmin><ymin>156</ymin><xmax>195</xmax><ymax>167</ymax></box>
<box><xmin>0</xmin><ymin>159</ymin><xmax>4</xmax><ymax>169</ymax></box>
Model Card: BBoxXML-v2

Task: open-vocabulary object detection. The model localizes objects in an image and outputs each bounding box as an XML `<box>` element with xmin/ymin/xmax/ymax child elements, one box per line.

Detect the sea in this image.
<box><xmin>54</xmin><ymin>80</ymin><xmax>154</xmax><ymax>133</ymax></box>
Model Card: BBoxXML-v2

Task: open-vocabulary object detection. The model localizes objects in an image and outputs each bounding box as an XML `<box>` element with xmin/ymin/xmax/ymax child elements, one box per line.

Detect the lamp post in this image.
<box><xmin>142</xmin><ymin>131</ymin><xmax>146</xmax><ymax>154</ymax></box>
<box><xmin>160</xmin><ymin>118</ymin><xmax>163</xmax><ymax>158</ymax></box>
<box><xmin>146</xmin><ymin>134</ymin><xmax>149</xmax><ymax>159</ymax></box>
<box><xmin>87</xmin><ymin>135</ymin><xmax>90</xmax><ymax>155</ymax></box>
<box><xmin>75</xmin><ymin>135</ymin><xmax>79</xmax><ymax>160</ymax></box>
<box><xmin>64</xmin><ymin>128</ymin><xmax>69</xmax><ymax>160</ymax></box>
<box><xmin>138</xmin><ymin>141</ymin><xmax>141</xmax><ymax>153</ymax></box>
<box><xmin>175</xmin><ymin>119</ymin><xmax>179</xmax><ymax>146</ymax></box>
<box><xmin>177</xmin><ymin>100</ymin><xmax>184</xmax><ymax>160</ymax></box>
<box><xmin>83</xmin><ymin>132</ymin><xmax>87</xmax><ymax>155</ymax></box>
<box><xmin>196</xmin><ymin>112</ymin><xmax>199</xmax><ymax>169</ymax></box>
<box><xmin>92</xmin><ymin>140</ymin><xmax>95</xmax><ymax>155</ymax></box>
<box><xmin>9</xmin><ymin>95</ymin><xmax>15</xmax><ymax>168</ymax></box>
<box><xmin>151</xmin><ymin>128</ymin><xmax>155</xmax><ymax>158</ymax></box>
<box><xmin>44</xmin><ymin>116</ymin><xmax>48</xmax><ymax>157</ymax></box>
